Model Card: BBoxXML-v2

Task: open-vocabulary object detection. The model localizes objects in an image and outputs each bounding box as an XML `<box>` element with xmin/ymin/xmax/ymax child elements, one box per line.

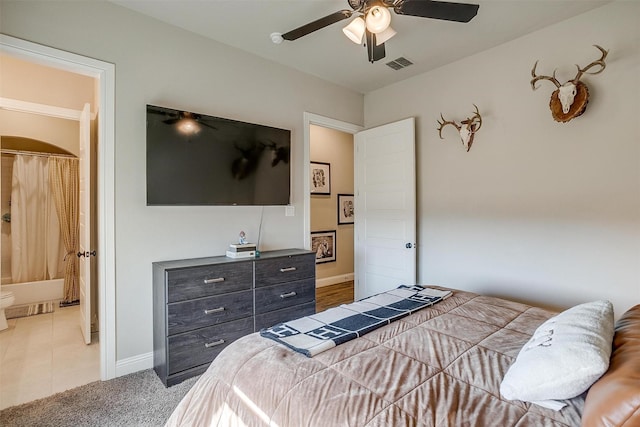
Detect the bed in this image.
<box><xmin>165</xmin><ymin>286</ymin><xmax>640</xmax><ymax>427</ymax></box>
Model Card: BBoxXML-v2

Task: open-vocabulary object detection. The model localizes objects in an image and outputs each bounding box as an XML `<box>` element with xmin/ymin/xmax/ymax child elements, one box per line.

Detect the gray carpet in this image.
<box><xmin>0</xmin><ymin>369</ymin><xmax>199</xmax><ymax>427</ymax></box>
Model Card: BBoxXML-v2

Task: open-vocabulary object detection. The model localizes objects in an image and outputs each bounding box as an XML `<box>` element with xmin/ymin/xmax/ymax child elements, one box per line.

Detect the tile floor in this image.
<box><xmin>0</xmin><ymin>305</ymin><xmax>100</xmax><ymax>410</ymax></box>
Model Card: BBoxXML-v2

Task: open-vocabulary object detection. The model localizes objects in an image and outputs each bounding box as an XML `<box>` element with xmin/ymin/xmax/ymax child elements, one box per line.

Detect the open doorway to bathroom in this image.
<box><xmin>0</xmin><ymin>53</ymin><xmax>99</xmax><ymax>409</ymax></box>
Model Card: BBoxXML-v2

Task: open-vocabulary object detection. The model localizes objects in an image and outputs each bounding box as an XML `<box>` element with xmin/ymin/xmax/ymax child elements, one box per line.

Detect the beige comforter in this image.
<box><xmin>166</xmin><ymin>288</ymin><xmax>584</xmax><ymax>426</ymax></box>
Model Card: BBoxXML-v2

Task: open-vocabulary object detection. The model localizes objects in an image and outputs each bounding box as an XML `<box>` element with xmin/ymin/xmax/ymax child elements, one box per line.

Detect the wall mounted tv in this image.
<box><xmin>146</xmin><ymin>105</ymin><xmax>291</xmax><ymax>206</ymax></box>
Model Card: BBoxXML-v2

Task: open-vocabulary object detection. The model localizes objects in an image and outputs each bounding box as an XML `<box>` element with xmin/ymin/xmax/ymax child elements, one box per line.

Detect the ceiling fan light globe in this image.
<box><xmin>375</xmin><ymin>25</ymin><xmax>396</xmax><ymax>45</ymax></box>
<box><xmin>178</xmin><ymin>119</ymin><xmax>201</xmax><ymax>135</ymax></box>
<box><xmin>365</xmin><ymin>5</ymin><xmax>391</xmax><ymax>34</ymax></box>
<box><xmin>343</xmin><ymin>17</ymin><xmax>365</xmax><ymax>44</ymax></box>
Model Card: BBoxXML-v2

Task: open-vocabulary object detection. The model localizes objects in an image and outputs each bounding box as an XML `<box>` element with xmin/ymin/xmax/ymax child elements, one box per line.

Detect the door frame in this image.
<box><xmin>0</xmin><ymin>34</ymin><xmax>117</xmax><ymax>380</ymax></box>
<box><xmin>303</xmin><ymin>113</ymin><xmax>362</xmax><ymax>250</ymax></box>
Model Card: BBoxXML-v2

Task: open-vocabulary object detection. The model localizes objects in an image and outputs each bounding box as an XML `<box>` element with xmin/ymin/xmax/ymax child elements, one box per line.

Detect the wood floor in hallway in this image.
<box><xmin>315</xmin><ymin>281</ymin><xmax>354</xmax><ymax>312</ymax></box>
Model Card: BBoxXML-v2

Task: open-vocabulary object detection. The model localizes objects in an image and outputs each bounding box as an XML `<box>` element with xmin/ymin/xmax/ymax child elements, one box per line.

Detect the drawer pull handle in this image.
<box><xmin>204</xmin><ymin>339</ymin><xmax>225</xmax><ymax>348</ymax></box>
<box><xmin>204</xmin><ymin>277</ymin><xmax>224</xmax><ymax>284</ymax></box>
<box><xmin>204</xmin><ymin>307</ymin><xmax>225</xmax><ymax>315</ymax></box>
<box><xmin>280</xmin><ymin>267</ymin><xmax>297</xmax><ymax>273</ymax></box>
<box><xmin>280</xmin><ymin>291</ymin><xmax>297</xmax><ymax>299</ymax></box>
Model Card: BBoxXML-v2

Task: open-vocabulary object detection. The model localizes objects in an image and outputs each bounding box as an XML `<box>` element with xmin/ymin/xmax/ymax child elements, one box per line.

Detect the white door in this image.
<box><xmin>79</xmin><ymin>103</ymin><xmax>92</xmax><ymax>345</ymax></box>
<box><xmin>354</xmin><ymin>118</ymin><xmax>416</xmax><ymax>300</ymax></box>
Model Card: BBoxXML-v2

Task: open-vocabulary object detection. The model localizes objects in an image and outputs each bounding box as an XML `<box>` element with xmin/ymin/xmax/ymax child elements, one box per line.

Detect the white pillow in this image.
<box><xmin>500</xmin><ymin>300</ymin><xmax>614</xmax><ymax>402</ymax></box>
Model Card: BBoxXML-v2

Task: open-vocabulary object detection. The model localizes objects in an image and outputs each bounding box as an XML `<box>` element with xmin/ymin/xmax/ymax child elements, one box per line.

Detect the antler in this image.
<box><xmin>437</xmin><ymin>114</ymin><xmax>460</xmax><ymax>139</ymax></box>
<box><xmin>461</xmin><ymin>104</ymin><xmax>482</xmax><ymax>132</ymax></box>
<box><xmin>531</xmin><ymin>61</ymin><xmax>561</xmax><ymax>90</ymax></box>
<box><xmin>572</xmin><ymin>45</ymin><xmax>608</xmax><ymax>82</ymax></box>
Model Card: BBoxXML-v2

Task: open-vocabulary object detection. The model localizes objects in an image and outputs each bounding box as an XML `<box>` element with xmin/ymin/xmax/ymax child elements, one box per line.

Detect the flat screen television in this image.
<box><xmin>146</xmin><ymin>105</ymin><xmax>291</xmax><ymax>206</ymax></box>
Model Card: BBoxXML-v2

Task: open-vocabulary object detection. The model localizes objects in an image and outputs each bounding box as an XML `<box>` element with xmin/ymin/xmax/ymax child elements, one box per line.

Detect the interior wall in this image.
<box><xmin>0</xmin><ymin>111</ymin><xmax>80</xmax><ymax>156</ymax></box>
<box><xmin>0</xmin><ymin>155</ymin><xmax>12</xmax><ymax>280</ymax></box>
<box><xmin>0</xmin><ymin>53</ymin><xmax>93</xmax><ymax>157</ymax></box>
<box><xmin>0</xmin><ymin>1</ymin><xmax>364</xmax><ymax>362</ymax></box>
<box><xmin>310</xmin><ymin>125</ymin><xmax>354</xmax><ymax>284</ymax></box>
<box><xmin>365</xmin><ymin>1</ymin><xmax>640</xmax><ymax>317</ymax></box>
<box><xmin>0</xmin><ymin>54</ymin><xmax>95</xmax><ymax>112</ymax></box>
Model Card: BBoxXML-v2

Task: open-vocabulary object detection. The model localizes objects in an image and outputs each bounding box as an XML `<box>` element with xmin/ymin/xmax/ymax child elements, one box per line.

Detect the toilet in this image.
<box><xmin>0</xmin><ymin>290</ymin><xmax>15</xmax><ymax>331</ymax></box>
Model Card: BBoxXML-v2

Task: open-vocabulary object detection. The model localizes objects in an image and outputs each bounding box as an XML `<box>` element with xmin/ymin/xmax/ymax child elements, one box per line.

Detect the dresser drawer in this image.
<box><xmin>167</xmin><ymin>317</ymin><xmax>254</xmax><ymax>375</ymax></box>
<box><xmin>255</xmin><ymin>253</ymin><xmax>315</xmax><ymax>287</ymax></box>
<box><xmin>167</xmin><ymin>262</ymin><xmax>252</xmax><ymax>303</ymax></box>
<box><xmin>255</xmin><ymin>278</ymin><xmax>315</xmax><ymax>315</ymax></box>
<box><xmin>255</xmin><ymin>301</ymin><xmax>316</xmax><ymax>331</ymax></box>
<box><xmin>168</xmin><ymin>290</ymin><xmax>253</xmax><ymax>335</ymax></box>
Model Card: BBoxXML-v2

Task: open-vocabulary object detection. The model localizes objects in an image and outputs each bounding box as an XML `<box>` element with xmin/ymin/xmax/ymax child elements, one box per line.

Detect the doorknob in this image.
<box><xmin>405</xmin><ymin>243</ymin><xmax>412</xmax><ymax>249</ymax></box>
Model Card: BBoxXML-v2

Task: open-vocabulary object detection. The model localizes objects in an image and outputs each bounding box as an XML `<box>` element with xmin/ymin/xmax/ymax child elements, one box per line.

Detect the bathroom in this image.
<box><xmin>0</xmin><ymin>54</ymin><xmax>97</xmax><ymax>338</ymax></box>
<box><xmin>0</xmin><ymin>53</ymin><xmax>100</xmax><ymax>408</ymax></box>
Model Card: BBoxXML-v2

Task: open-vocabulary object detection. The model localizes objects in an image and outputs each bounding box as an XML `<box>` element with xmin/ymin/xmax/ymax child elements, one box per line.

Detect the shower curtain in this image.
<box><xmin>10</xmin><ymin>154</ymin><xmax>79</xmax><ymax>303</ymax></box>
<box><xmin>10</xmin><ymin>155</ymin><xmax>64</xmax><ymax>283</ymax></box>
<box><xmin>49</xmin><ymin>157</ymin><xmax>80</xmax><ymax>303</ymax></box>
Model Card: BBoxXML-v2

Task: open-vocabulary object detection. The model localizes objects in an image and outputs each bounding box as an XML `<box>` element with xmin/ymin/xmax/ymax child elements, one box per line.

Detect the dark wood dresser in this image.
<box><xmin>153</xmin><ymin>249</ymin><xmax>315</xmax><ymax>386</ymax></box>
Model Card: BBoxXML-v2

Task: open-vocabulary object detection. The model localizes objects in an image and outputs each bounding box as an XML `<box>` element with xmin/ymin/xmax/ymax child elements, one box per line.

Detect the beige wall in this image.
<box><xmin>0</xmin><ymin>54</ymin><xmax>96</xmax><ymax>157</ymax></box>
<box><xmin>365</xmin><ymin>1</ymin><xmax>640</xmax><ymax>318</ymax></box>
<box><xmin>0</xmin><ymin>110</ymin><xmax>80</xmax><ymax>156</ymax></box>
<box><xmin>0</xmin><ymin>54</ymin><xmax>97</xmax><ymax>156</ymax></box>
<box><xmin>310</xmin><ymin>125</ymin><xmax>354</xmax><ymax>283</ymax></box>
<box><xmin>0</xmin><ymin>54</ymin><xmax>95</xmax><ymax>112</ymax></box>
<box><xmin>0</xmin><ymin>0</ymin><xmax>364</xmax><ymax>362</ymax></box>
<box><xmin>0</xmin><ymin>155</ymin><xmax>11</xmax><ymax>279</ymax></box>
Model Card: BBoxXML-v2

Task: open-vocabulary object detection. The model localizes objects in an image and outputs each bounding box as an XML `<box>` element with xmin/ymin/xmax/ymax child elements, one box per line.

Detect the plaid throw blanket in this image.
<box><xmin>260</xmin><ymin>285</ymin><xmax>452</xmax><ymax>357</ymax></box>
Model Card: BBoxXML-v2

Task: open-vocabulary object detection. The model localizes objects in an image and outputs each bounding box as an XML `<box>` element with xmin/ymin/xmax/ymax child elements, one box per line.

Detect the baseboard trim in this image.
<box><xmin>115</xmin><ymin>352</ymin><xmax>153</xmax><ymax>377</ymax></box>
<box><xmin>316</xmin><ymin>273</ymin><xmax>354</xmax><ymax>288</ymax></box>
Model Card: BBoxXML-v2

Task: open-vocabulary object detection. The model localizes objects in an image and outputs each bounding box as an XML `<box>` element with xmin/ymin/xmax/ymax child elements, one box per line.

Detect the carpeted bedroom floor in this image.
<box><xmin>0</xmin><ymin>369</ymin><xmax>198</xmax><ymax>427</ymax></box>
<box><xmin>0</xmin><ymin>284</ymin><xmax>354</xmax><ymax>426</ymax></box>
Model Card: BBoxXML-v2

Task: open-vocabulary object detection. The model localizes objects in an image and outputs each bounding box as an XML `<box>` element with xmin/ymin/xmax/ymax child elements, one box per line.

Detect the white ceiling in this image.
<box><xmin>111</xmin><ymin>0</ymin><xmax>611</xmax><ymax>94</ymax></box>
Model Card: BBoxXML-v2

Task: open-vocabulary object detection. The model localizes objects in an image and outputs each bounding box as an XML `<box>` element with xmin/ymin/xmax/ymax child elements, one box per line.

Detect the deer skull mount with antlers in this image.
<box><xmin>437</xmin><ymin>104</ymin><xmax>482</xmax><ymax>152</ymax></box>
<box><xmin>531</xmin><ymin>45</ymin><xmax>608</xmax><ymax>123</ymax></box>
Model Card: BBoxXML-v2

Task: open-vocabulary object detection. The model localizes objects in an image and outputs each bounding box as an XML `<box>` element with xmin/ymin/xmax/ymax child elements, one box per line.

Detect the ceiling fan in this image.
<box><xmin>148</xmin><ymin>106</ymin><xmax>218</xmax><ymax>135</ymax></box>
<box><xmin>271</xmin><ymin>0</ymin><xmax>479</xmax><ymax>63</ymax></box>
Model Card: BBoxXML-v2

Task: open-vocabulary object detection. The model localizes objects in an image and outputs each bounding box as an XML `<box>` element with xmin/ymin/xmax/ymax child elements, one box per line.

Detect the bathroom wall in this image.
<box><xmin>1</xmin><ymin>155</ymin><xmax>12</xmax><ymax>283</ymax></box>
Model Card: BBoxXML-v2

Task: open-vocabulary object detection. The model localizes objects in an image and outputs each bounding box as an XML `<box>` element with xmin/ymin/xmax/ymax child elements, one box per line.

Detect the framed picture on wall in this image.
<box><xmin>310</xmin><ymin>161</ymin><xmax>331</xmax><ymax>195</ymax></box>
<box><xmin>337</xmin><ymin>194</ymin><xmax>354</xmax><ymax>225</ymax></box>
<box><xmin>311</xmin><ymin>230</ymin><xmax>336</xmax><ymax>264</ymax></box>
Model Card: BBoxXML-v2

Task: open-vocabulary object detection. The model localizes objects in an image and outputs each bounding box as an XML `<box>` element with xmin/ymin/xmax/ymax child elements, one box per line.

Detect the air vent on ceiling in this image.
<box><xmin>386</xmin><ymin>57</ymin><xmax>414</xmax><ymax>70</ymax></box>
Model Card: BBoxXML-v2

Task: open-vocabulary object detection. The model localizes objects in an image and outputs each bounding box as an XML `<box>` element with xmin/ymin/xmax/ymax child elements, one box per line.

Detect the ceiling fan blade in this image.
<box><xmin>282</xmin><ymin>9</ymin><xmax>353</xmax><ymax>41</ymax></box>
<box><xmin>148</xmin><ymin>107</ymin><xmax>174</xmax><ymax>117</ymax></box>
<box><xmin>365</xmin><ymin>31</ymin><xmax>386</xmax><ymax>63</ymax></box>
<box><xmin>198</xmin><ymin>122</ymin><xmax>218</xmax><ymax>131</ymax></box>
<box><xmin>395</xmin><ymin>0</ymin><xmax>479</xmax><ymax>23</ymax></box>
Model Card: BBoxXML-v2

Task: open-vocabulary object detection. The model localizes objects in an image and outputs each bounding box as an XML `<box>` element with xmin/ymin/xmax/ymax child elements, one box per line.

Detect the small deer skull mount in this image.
<box><xmin>531</xmin><ymin>45</ymin><xmax>608</xmax><ymax>123</ymax></box>
<box><xmin>437</xmin><ymin>104</ymin><xmax>482</xmax><ymax>152</ymax></box>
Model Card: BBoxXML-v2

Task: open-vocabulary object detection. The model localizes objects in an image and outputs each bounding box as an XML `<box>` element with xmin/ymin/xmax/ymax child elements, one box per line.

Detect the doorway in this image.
<box><xmin>304</xmin><ymin>113</ymin><xmax>361</xmax><ymax>307</ymax></box>
<box><xmin>309</xmin><ymin>124</ymin><xmax>356</xmax><ymax>309</ymax></box>
<box><xmin>0</xmin><ymin>35</ymin><xmax>116</xmax><ymax>382</ymax></box>
<box><xmin>304</xmin><ymin>113</ymin><xmax>417</xmax><ymax>301</ymax></box>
